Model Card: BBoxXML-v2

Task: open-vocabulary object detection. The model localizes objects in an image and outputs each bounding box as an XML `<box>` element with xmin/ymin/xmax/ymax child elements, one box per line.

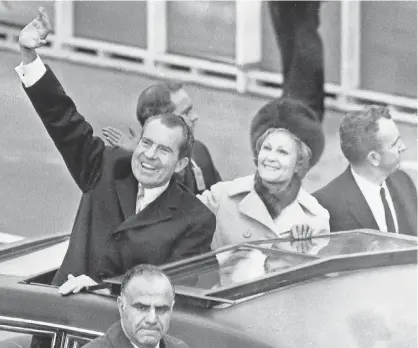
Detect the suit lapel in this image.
<box><xmin>107</xmin><ymin>321</ymin><xmax>133</xmax><ymax>348</ymax></box>
<box><xmin>176</xmin><ymin>162</ymin><xmax>196</xmax><ymax>193</ymax></box>
<box><xmin>344</xmin><ymin>167</ymin><xmax>380</xmax><ymax>230</ymax></box>
<box><xmin>115</xmin><ymin>172</ymin><xmax>137</xmax><ymax>220</ymax></box>
<box><xmin>386</xmin><ymin>173</ymin><xmax>416</xmax><ymax>236</ymax></box>
<box><xmin>115</xmin><ymin>178</ymin><xmax>179</xmax><ymax>233</ymax></box>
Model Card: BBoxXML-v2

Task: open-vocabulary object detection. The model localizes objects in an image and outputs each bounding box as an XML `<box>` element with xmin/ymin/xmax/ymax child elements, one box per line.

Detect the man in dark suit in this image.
<box><xmin>313</xmin><ymin>106</ymin><xmax>417</xmax><ymax>236</ymax></box>
<box><xmin>84</xmin><ymin>264</ymin><xmax>189</xmax><ymax>348</ymax></box>
<box><xmin>268</xmin><ymin>1</ymin><xmax>325</xmax><ymax>122</ymax></box>
<box><xmin>16</xmin><ymin>8</ymin><xmax>216</xmax><ymax>294</ymax></box>
<box><xmin>103</xmin><ymin>82</ymin><xmax>222</xmax><ymax>194</ymax></box>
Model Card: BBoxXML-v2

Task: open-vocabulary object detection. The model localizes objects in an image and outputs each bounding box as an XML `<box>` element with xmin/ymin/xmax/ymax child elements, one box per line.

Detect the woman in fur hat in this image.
<box><xmin>198</xmin><ymin>97</ymin><xmax>330</xmax><ymax>250</ymax></box>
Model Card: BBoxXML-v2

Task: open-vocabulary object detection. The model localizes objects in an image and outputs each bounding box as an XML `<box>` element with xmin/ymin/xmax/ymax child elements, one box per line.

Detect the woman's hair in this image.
<box><xmin>254</xmin><ymin>128</ymin><xmax>312</xmax><ymax>179</ymax></box>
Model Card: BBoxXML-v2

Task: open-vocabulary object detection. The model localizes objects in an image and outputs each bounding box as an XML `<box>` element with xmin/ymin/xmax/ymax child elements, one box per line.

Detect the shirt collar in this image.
<box><xmin>139</xmin><ymin>181</ymin><xmax>170</xmax><ymax>204</ymax></box>
<box><xmin>131</xmin><ymin>342</ymin><xmax>160</xmax><ymax>348</ymax></box>
<box><xmin>351</xmin><ymin>167</ymin><xmax>388</xmax><ymax>193</ymax></box>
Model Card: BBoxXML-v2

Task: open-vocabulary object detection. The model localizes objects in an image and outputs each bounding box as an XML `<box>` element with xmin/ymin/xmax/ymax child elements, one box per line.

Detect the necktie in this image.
<box><xmin>135</xmin><ymin>185</ymin><xmax>145</xmax><ymax>214</ymax></box>
<box><xmin>191</xmin><ymin>159</ymin><xmax>206</xmax><ymax>191</ymax></box>
<box><xmin>380</xmin><ymin>187</ymin><xmax>396</xmax><ymax>233</ymax></box>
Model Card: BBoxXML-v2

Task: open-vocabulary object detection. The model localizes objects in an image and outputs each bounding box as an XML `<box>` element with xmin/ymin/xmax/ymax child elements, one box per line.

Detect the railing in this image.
<box><xmin>0</xmin><ymin>0</ymin><xmax>416</xmax><ymax>124</ymax></box>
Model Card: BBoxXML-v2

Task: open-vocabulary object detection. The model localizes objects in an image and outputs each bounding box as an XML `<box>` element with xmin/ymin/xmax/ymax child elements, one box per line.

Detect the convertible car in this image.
<box><xmin>0</xmin><ymin>229</ymin><xmax>417</xmax><ymax>348</ymax></box>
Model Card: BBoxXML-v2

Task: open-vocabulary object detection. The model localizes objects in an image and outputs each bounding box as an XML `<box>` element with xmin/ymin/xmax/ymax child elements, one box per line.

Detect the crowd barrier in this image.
<box><xmin>0</xmin><ymin>1</ymin><xmax>416</xmax><ymax>123</ymax></box>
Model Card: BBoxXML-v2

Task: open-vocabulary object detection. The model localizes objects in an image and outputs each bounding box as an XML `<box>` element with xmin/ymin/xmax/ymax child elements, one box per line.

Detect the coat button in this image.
<box><xmin>243</xmin><ymin>230</ymin><xmax>252</xmax><ymax>238</ymax></box>
<box><xmin>114</xmin><ymin>233</ymin><xmax>121</xmax><ymax>240</ymax></box>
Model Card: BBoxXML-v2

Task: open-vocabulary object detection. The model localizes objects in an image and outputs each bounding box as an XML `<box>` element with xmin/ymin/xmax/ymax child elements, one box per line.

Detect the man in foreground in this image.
<box><xmin>84</xmin><ymin>264</ymin><xmax>189</xmax><ymax>348</ymax></box>
<box><xmin>313</xmin><ymin>106</ymin><xmax>417</xmax><ymax>235</ymax></box>
<box><xmin>103</xmin><ymin>82</ymin><xmax>222</xmax><ymax>194</ymax></box>
<box><xmin>16</xmin><ymin>8</ymin><xmax>216</xmax><ymax>293</ymax></box>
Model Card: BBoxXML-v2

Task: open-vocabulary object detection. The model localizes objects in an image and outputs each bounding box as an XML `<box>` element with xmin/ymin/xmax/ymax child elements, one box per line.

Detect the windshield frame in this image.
<box><xmin>0</xmin><ymin>232</ymin><xmax>69</xmax><ymax>263</ymax></box>
<box><xmin>158</xmin><ymin>229</ymin><xmax>417</xmax><ymax>306</ymax></box>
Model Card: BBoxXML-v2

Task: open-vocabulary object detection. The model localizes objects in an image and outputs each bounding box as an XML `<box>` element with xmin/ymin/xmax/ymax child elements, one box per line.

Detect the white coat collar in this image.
<box><xmin>227</xmin><ymin>175</ymin><xmax>276</xmax><ymax>233</ymax></box>
<box><xmin>227</xmin><ymin>175</ymin><xmax>255</xmax><ymax>196</ymax></box>
<box><xmin>226</xmin><ymin>174</ymin><xmax>325</xmax><ymax>231</ymax></box>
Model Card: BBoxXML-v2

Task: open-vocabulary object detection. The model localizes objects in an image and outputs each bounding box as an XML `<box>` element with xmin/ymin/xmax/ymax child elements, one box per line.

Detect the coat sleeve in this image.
<box><xmin>23</xmin><ymin>66</ymin><xmax>104</xmax><ymax>192</ymax></box>
<box><xmin>167</xmin><ymin>209</ymin><xmax>216</xmax><ymax>262</ymax></box>
<box><xmin>299</xmin><ymin>190</ymin><xmax>330</xmax><ymax>235</ymax></box>
<box><xmin>313</xmin><ymin>208</ymin><xmax>330</xmax><ymax>235</ymax></box>
<box><xmin>81</xmin><ymin>335</ymin><xmax>111</xmax><ymax>348</ymax></box>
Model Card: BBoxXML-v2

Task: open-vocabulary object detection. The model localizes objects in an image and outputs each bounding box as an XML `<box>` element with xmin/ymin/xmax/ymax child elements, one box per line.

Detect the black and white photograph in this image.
<box><xmin>0</xmin><ymin>1</ymin><xmax>417</xmax><ymax>347</ymax></box>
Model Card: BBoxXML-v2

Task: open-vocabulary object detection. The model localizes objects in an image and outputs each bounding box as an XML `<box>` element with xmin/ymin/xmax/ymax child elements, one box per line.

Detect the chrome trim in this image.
<box><xmin>0</xmin><ymin>323</ymin><xmax>57</xmax><ymax>347</ymax></box>
<box><xmin>64</xmin><ymin>334</ymin><xmax>93</xmax><ymax>348</ymax></box>
<box><xmin>0</xmin><ymin>316</ymin><xmax>104</xmax><ymax>337</ymax></box>
<box><xmin>0</xmin><ymin>232</ymin><xmax>69</xmax><ymax>252</ymax></box>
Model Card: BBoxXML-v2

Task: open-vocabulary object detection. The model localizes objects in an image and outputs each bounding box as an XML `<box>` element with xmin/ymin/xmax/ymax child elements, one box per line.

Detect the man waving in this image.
<box><xmin>16</xmin><ymin>8</ymin><xmax>215</xmax><ymax>294</ymax></box>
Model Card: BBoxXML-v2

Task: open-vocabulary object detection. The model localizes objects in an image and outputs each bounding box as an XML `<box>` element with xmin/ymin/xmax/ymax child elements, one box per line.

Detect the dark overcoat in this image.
<box><xmin>24</xmin><ymin>67</ymin><xmax>216</xmax><ymax>285</ymax></box>
<box><xmin>83</xmin><ymin>321</ymin><xmax>189</xmax><ymax>348</ymax></box>
<box><xmin>179</xmin><ymin>140</ymin><xmax>221</xmax><ymax>195</ymax></box>
<box><xmin>313</xmin><ymin>166</ymin><xmax>417</xmax><ymax>236</ymax></box>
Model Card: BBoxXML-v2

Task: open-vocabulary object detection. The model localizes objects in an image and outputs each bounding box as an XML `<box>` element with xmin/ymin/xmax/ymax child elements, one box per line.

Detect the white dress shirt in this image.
<box><xmin>15</xmin><ymin>55</ymin><xmax>46</xmax><ymax>87</ymax></box>
<box><xmin>351</xmin><ymin>168</ymin><xmax>399</xmax><ymax>233</ymax></box>
<box><xmin>15</xmin><ymin>56</ymin><xmax>170</xmax><ymax>216</ymax></box>
<box><xmin>136</xmin><ymin>182</ymin><xmax>170</xmax><ymax>214</ymax></box>
<box><xmin>131</xmin><ymin>341</ymin><xmax>160</xmax><ymax>348</ymax></box>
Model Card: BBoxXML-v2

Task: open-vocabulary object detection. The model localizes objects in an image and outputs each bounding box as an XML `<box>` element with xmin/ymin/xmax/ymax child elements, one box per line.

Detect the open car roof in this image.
<box><xmin>13</xmin><ymin>229</ymin><xmax>416</xmax><ymax>309</ymax></box>
<box><xmin>102</xmin><ymin>229</ymin><xmax>417</xmax><ymax>308</ymax></box>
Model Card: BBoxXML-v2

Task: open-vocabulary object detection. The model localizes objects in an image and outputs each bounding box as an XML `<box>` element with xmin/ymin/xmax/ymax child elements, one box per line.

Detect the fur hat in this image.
<box><xmin>250</xmin><ymin>97</ymin><xmax>325</xmax><ymax>167</ymax></box>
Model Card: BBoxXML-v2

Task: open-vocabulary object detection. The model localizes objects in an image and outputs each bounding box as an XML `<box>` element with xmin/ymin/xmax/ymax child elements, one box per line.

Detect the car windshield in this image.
<box><xmin>150</xmin><ymin>229</ymin><xmax>416</xmax><ymax>307</ymax></box>
<box><xmin>0</xmin><ymin>233</ymin><xmax>69</xmax><ymax>277</ymax></box>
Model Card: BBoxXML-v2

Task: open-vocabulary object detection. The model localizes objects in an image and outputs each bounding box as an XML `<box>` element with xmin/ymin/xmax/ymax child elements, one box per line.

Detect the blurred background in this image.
<box><xmin>0</xmin><ymin>0</ymin><xmax>416</xmax><ymax>240</ymax></box>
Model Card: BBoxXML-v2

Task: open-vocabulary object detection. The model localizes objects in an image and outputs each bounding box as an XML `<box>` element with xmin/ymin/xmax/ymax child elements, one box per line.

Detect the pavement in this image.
<box><xmin>0</xmin><ymin>50</ymin><xmax>416</xmax><ymax>239</ymax></box>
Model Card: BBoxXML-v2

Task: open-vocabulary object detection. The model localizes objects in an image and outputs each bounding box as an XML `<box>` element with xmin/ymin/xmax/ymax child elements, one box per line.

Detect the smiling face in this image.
<box><xmin>170</xmin><ymin>88</ymin><xmax>199</xmax><ymax>133</ymax></box>
<box><xmin>257</xmin><ymin>130</ymin><xmax>299</xmax><ymax>185</ymax></box>
<box><xmin>118</xmin><ymin>275</ymin><xmax>174</xmax><ymax>347</ymax></box>
<box><xmin>131</xmin><ymin>118</ymin><xmax>189</xmax><ymax>188</ymax></box>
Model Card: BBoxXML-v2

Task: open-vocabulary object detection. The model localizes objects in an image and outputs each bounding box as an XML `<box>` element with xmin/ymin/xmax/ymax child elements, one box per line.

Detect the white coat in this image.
<box><xmin>198</xmin><ymin>175</ymin><xmax>330</xmax><ymax>249</ymax></box>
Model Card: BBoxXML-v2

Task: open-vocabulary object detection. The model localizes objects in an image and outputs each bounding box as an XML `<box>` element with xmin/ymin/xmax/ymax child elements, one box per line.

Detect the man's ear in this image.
<box><xmin>174</xmin><ymin>157</ymin><xmax>189</xmax><ymax>173</ymax></box>
<box><xmin>117</xmin><ymin>296</ymin><xmax>124</xmax><ymax>316</ymax></box>
<box><xmin>367</xmin><ymin>151</ymin><xmax>381</xmax><ymax>167</ymax></box>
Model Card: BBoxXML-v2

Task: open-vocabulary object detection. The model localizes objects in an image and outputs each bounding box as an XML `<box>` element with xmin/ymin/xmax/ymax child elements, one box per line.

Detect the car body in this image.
<box><xmin>0</xmin><ymin>229</ymin><xmax>417</xmax><ymax>348</ymax></box>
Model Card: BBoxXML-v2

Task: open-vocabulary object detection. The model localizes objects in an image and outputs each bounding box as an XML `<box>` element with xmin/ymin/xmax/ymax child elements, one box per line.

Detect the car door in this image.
<box><xmin>0</xmin><ymin>316</ymin><xmax>104</xmax><ymax>348</ymax></box>
<box><xmin>0</xmin><ymin>318</ymin><xmax>57</xmax><ymax>348</ymax></box>
<box><xmin>61</xmin><ymin>331</ymin><xmax>101</xmax><ymax>348</ymax></box>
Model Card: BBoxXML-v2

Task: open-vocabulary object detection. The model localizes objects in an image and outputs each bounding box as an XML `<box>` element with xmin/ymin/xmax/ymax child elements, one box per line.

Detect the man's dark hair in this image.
<box><xmin>136</xmin><ymin>82</ymin><xmax>184</xmax><ymax>126</ymax></box>
<box><xmin>120</xmin><ymin>264</ymin><xmax>175</xmax><ymax>299</ymax></box>
<box><xmin>339</xmin><ymin>106</ymin><xmax>392</xmax><ymax>165</ymax></box>
<box><xmin>143</xmin><ymin>113</ymin><xmax>194</xmax><ymax>159</ymax></box>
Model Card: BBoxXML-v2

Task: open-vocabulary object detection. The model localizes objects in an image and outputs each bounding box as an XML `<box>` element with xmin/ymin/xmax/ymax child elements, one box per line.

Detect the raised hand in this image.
<box><xmin>19</xmin><ymin>7</ymin><xmax>52</xmax><ymax>49</ymax></box>
<box><xmin>102</xmin><ymin>126</ymin><xmax>124</xmax><ymax>146</ymax></box>
<box><xmin>102</xmin><ymin>126</ymin><xmax>140</xmax><ymax>152</ymax></box>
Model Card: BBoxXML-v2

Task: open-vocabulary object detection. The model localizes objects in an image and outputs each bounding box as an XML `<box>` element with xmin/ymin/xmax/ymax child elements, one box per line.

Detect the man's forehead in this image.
<box><xmin>125</xmin><ymin>275</ymin><xmax>173</xmax><ymax>298</ymax></box>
